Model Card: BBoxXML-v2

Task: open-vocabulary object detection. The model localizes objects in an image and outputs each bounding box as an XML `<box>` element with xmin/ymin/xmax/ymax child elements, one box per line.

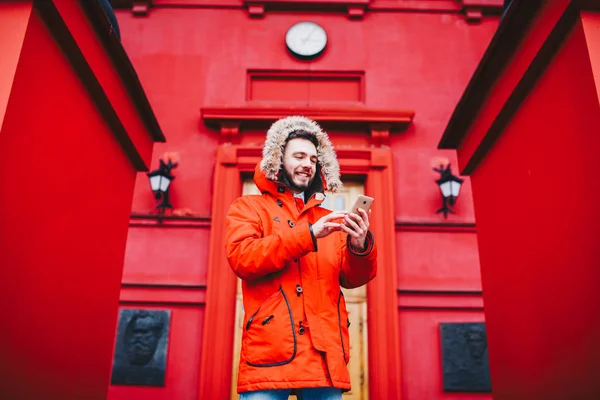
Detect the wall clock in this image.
<box><xmin>285</xmin><ymin>22</ymin><xmax>328</xmax><ymax>58</ymax></box>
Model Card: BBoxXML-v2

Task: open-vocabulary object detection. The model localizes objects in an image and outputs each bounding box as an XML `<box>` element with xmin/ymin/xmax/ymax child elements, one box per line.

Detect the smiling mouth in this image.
<box><xmin>296</xmin><ymin>172</ymin><xmax>311</xmax><ymax>178</ymax></box>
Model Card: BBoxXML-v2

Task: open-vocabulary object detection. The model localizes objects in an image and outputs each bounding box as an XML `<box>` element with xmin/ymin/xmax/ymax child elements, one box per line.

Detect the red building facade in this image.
<box><xmin>107</xmin><ymin>1</ymin><xmax>502</xmax><ymax>399</ymax></box>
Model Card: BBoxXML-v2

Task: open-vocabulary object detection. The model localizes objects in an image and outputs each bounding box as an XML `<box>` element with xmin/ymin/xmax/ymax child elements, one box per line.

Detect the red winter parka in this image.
<box><xmin>224</xmin><ymin>116</ymin><xmax>377</xmax><ymax>393</ymax></box>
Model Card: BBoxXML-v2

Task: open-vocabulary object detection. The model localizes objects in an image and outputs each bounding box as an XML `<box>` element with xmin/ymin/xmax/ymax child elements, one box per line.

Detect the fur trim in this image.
<box><xmin>260</xmin><ymin>116</ymin><xmax>342</xmax><ymax>193</ymax></box>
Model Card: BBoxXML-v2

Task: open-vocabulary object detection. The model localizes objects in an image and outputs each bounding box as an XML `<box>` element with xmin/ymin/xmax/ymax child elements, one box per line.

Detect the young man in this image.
<box><xmin>225</xmin><ymin>116</ymin><xmax>377</xmax><ymax>400</ymax></box>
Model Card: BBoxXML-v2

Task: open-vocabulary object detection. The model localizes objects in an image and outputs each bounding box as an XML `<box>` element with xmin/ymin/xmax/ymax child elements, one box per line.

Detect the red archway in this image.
<box><xmin>198</xmin><ymin>107</ymin><xmax>412</xmax><ymax>399</ymax></box>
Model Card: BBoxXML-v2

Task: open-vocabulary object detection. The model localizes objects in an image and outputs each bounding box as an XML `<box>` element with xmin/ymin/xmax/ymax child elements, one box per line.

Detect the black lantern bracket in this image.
<box><xmin>434</xmin><ymin>163</ymin><xmax>464</xmax><ymax>218</ymax></box>
<box><xmin>147</xmin><ymin>158</ymin><xmax>178</xmax><ymax>218</ymax></box>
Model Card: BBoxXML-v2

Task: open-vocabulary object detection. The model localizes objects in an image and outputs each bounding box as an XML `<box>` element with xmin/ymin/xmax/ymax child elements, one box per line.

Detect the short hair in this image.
<box><xmin>284</xmin><ymin>130</ymin><xmax>319</xmax><ymax>150</ymax></box>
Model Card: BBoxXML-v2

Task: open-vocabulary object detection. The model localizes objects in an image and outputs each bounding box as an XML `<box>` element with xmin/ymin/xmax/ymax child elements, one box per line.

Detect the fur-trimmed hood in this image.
<box><xmin>259</xmin><ymin>116</ymin><xmax>342</xmax><ymax>193</ymax></box>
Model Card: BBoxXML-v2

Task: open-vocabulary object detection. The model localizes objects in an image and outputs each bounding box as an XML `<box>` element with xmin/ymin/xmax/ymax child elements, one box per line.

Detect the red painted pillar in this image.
<box><xmin>0</xmin><ymin>1</ymin><xmax>164</xmax><ymax>399</ymax></box>
<box><xmin>366</xmin><ymin>148</ymin><xmax>402</xmax><ymax>400</ymax></box>
<box><xmin>440</xmin><ymin>1</ymin><xmax>600</xmax><ymax>398</ymax></box>
<box><xmin>199</xmin><ymin>145</ymin><xmax>242</xmax><ymax>400</ymax></box>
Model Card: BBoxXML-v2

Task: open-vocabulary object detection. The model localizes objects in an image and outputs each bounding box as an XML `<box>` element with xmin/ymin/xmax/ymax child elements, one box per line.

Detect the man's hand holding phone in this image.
<box><xmin>342</xmin><ymin>195</ymin><xmax>374</xmax><ymax>250</ymax></box>
<box><xmin>312</xmin><ymin>195</ymin><xmax>374</xmax><ymax>249</ymax></box>
<box><xmin>342</xmin><ymin>208</ymin><xmax>371</xmax><ymax>250</ymax></box>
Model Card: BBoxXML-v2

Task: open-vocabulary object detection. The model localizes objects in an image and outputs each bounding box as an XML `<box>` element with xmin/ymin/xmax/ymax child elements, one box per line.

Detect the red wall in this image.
<box><xmin>122</xmin><ymin>225</ymin><xmax>209</xmax><ymax>285</ymax></box>
<box><xmin>470</xmin><ymin>17</ymin><xmax>600</xmax><ymax>399</ymax></box>
<box><xmin>108</xmin><ymin>305</ymin><xmax>205</xmax><ymax>400</ymax></box>
<box><xmin>112</xmin><ymin>2</ymin><xmax>499</xmax><ymax>399</ymax></box>
<box><xmin>399</xmin><ymin>310</ymin><xmax>490</xmax><ymax>400</ymax></box>
<box><xmin>119</xmin><ymin>6</ymin><xmax>497</xmax><ymax>219</ymax></box>
<box><xmin>0</xmin><ymin>6</ymin><xmax>138</xmax><ymax>399</ymax></box>
<box><xmin>397</xmin><ymin>229</ymin><xmax>482</xmax><ymax>291</ymax></box>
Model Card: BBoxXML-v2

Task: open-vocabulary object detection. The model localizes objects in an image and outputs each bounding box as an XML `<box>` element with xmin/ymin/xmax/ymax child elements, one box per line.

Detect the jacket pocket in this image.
<box><xmin>242</xmin><ymin>286</ymin><xmax>297</xmax><ymax>367</ymax></box>
<box><xmin>338</xmin><ymin>291</ymin><xmax>350</xmax><ymax>364</ymax></box>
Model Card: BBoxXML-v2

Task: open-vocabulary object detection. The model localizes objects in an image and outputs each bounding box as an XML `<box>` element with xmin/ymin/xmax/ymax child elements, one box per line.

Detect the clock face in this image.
<box><xmin>286</xmin><ymin>22</ymin><xmax>327</xmax><ymax>58</ymax></box>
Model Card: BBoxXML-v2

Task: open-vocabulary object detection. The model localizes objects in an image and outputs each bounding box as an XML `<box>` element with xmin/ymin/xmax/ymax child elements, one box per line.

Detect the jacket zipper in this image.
<box><xmin>245</xmin><ymin>287</ymin><xmax>285</xmax><ymax>330</ymax></box>
<box><xmin>338</xmin><ymin>291</ymin><xmax>348</xmax><ymax>364</ymax></box>
<box><xmin>246</xmin><ymin>309</ymin><xmax>260</xmax><ymax>330</ymax></box>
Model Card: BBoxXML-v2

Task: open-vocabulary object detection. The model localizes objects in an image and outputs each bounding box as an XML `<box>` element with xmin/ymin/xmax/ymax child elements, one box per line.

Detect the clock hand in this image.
<box><xmin>301</xmin><ymin>26</ymin><xmax>317</xmax><ymax>43</ymax></box>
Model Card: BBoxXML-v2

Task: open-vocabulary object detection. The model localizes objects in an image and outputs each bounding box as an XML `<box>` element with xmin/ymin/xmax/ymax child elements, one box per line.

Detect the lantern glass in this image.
<box><xmin>439</xmin><ymin>181</ymin><xmax>452</xmax><ymax>198</ymax></box>
<box><xmin>450</xmin><ymin>180</ymin><xmax>462</xmax><ymax>197</ymax></box>
<box><xmin>149</xmin><ymin>175</ymin><xmax>162</xmax><ymax>192</ymax></box>
<box><xmin>159</xmin><ymin>176</ymin><xmax>171</xmax><ymax>192</ymax></box>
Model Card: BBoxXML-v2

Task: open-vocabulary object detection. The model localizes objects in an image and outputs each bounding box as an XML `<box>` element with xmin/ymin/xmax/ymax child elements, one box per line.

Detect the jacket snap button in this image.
<box><xmin>278</xmin><ymin>186</ymin><xmax>285</xmax><ymax>193</ymax></box>
<box><xmin>276</xmin><ymin>200</ymin><xmax>283</xmax><ymax>207</ymax></box>
<box><xmin>326</xmin><ymin>373</ymin><xmax>330</xmax><ymax>379</ymax></box>
<box><xmin>296</xmin><ymin>285</ymin><xmax>303</xmax><ymax>295</ymax></box>
<box><xmin>288</xmin><ymin>220</ymin><xmax>295</xmax><ymax>227</ymax></box>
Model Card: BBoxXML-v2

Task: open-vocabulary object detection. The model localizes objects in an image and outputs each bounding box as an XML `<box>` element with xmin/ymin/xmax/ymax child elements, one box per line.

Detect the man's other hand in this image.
<box><xmin>312</xmin><ymin>211</ymin><xmax>347</xmax><ymax>239</ymax></box>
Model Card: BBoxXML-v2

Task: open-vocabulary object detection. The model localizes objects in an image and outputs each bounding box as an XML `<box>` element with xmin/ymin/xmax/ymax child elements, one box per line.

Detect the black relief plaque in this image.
<box><xmin>440</xmin><ymin>322</ymin><xmax>491</xmax><ymax>392</ymax></box>
<box><xmin>111</xmin><ymin>309</ymin><xmax>171</xmax><ymax>386</ymax></box>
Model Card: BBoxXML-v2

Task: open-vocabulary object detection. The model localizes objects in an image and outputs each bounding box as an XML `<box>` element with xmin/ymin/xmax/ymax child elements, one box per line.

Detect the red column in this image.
<box><xmin>440</xmin><ymin>2</ymin><xmax>600</xmax><ymax>398</ymax></box>
<box><xmin>198</xmin><ymin>145</ymin><xmax>242</xmax><ymax>399</ymax></box>
<box><xmin>366</xmin><ymin>148</ymin><xmax>402</xmax><ymax>400</ymax></box>
<box><xmin>0</xmin><ymin>1</ymin><xmax>162</xmax><ymax>398</ymax></box>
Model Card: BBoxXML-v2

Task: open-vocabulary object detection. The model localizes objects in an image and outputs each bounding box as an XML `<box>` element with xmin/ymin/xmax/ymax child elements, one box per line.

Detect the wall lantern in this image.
<box><xmin>433</xmin><ymin>163</ymin><xmax>464</xmax><ymax>218</ymax></box>
<box><xmin>147</xmin><ymin>157</ymin><xmax>178</xmax><ymax>215</ymax></box>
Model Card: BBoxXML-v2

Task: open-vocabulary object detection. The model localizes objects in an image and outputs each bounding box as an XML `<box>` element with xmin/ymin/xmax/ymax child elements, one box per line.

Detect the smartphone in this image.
<box><xmin>346</xmin><ymin>195</ymin><xmax>374</xmax><ymax>220</ymax></box>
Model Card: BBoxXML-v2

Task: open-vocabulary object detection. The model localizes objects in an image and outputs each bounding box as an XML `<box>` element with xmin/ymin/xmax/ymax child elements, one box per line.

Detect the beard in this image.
<box><xmin>283</xmin><ymin>169</ymin><xmax>314</xmax><ymax>192</ymax></box>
